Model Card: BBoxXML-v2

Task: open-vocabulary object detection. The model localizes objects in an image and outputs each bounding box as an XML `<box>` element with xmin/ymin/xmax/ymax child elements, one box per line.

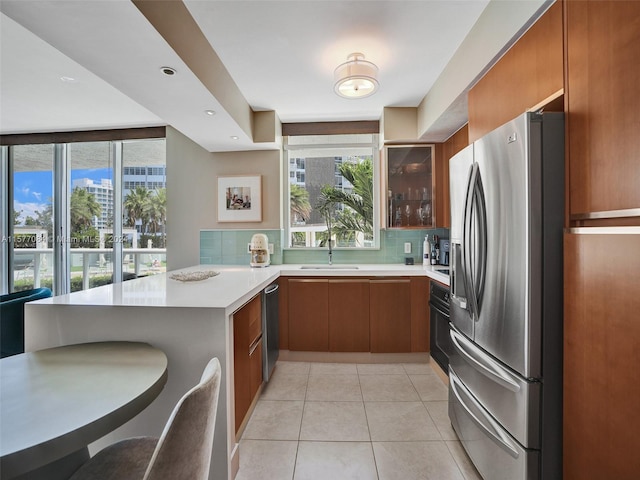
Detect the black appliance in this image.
<box><xmin>429</xmin><ymin>281</ymin><xmax>451</xmax><ymax>373</ymax></box>
<box><xmin>438</xmin><ymin>238</ymin><xmax>450</xmax><ymax>265</ymax></box>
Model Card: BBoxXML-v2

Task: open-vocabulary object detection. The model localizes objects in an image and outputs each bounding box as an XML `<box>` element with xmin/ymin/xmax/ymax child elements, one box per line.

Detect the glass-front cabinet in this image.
<box><xmin>383</xmin><ymin>144</ymin><xmax>435</xmax><ymax>229</ymax></box>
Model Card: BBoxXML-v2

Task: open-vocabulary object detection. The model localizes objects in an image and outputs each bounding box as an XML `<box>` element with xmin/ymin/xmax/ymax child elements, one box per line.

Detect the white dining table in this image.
<box><xmin>0</xmin><ymin>341</ymin><xmax>168</xmax><ymax>480</ymax></box>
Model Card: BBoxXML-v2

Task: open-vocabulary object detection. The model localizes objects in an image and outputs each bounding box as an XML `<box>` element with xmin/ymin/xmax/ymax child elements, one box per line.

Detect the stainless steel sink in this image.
<box><xmin>299</xmin><ymin>265</ymin><xmax>359</xmax><ymax>270</ymax></box>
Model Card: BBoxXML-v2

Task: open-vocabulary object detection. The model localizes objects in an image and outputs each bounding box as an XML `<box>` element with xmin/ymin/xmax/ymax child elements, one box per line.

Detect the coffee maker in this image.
<box><xmin>438</xmin><ymin>238</ymin><xmax>450</xmax><ymax>265</ymax></box>
<box><xmin>249</xmin><ymin>233</ymin><xmax>270</xmax><ymax>267</ymax></box>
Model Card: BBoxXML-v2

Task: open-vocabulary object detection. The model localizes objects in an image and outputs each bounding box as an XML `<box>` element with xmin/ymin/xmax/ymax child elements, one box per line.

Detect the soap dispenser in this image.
<box><xmin>423</xmin><ymin>235</ymin><xmax>430</xmax><ymax>265</ymax></box>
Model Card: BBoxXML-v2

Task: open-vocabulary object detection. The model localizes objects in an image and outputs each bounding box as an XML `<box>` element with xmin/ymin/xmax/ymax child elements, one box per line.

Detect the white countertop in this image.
<box><xmin>31</xmin><ymin>264</ymin><xmax>449</xmax><ymax>311</ymax></box>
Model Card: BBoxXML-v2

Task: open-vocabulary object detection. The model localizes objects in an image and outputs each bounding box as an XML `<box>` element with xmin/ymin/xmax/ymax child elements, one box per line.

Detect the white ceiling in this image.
<box><xmin>0</xmin><ymin>0</ymin><xmax>547</xmax><ymax>152</ymax></box>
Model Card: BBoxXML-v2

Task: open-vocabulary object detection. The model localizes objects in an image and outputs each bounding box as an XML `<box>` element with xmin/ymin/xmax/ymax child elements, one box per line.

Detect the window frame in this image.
<box><xmin>283</xmin><ymin>133</ymin><xmax>380</xmax><ymax>250</ymax></box>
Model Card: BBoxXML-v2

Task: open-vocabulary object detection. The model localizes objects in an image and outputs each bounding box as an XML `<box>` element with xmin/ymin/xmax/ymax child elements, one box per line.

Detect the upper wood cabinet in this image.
<box><xmin>468</xmin><ymin>1</ymin><xmax>563</xmax><ymax>143</ymax></box>
<box><xmin>383</xmin><ymin>144</ymin><xmax>436</xmax><ymax>229</ymax></box>
<box><xmin>566</xmin><ymin>0</ymin><xmax>640</xmax><ymax>217</ymax></box>
<box><xmin>435</xmin><ymin>125</ymin><xmax>470</xmax><ymax>229</ymax></box>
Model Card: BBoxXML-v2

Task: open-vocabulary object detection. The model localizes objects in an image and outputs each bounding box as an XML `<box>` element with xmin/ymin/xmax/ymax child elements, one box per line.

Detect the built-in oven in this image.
<box><xmin>429</xmin><ymin>280</ymin><xmax>451</xmax><ymax>374</ymax></box>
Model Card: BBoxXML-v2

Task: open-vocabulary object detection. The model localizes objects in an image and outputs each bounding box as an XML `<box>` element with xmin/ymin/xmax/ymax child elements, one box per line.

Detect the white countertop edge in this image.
<box><xmin>28</xmin><ymin>264</ymin><xmax>448</xmax><ymax>310</ymax></box>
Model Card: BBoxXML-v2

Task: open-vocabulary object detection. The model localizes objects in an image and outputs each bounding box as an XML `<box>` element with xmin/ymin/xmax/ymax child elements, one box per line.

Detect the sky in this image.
<box><xmin>13</xmin><ymin>168</ymin><xmax>111</xmax><ymax>223</ymax></box>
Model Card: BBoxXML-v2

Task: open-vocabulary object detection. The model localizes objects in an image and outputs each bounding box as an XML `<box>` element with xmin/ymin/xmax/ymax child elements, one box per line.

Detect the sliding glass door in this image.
<box><xmin>1</xmin><ymin>132</ymin><xmax>166</xmax><ymax>295</ymax></box>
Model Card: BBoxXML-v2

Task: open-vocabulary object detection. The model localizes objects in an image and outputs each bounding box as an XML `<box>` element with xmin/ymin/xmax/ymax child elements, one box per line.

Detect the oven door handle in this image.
<box><xmin>429</xmin><ymin>302</ymin><xmax>449</xmax><ymax>318</ymax></box>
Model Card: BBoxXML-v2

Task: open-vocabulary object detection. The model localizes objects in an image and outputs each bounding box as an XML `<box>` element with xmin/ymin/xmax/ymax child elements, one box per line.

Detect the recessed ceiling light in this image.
<box><xmin>160</xmin><ymin>66</ymin><xmax>177</xmax><ymax>76</ymax></box>
<box><xmin>60</xmin><ymin>76</ymin><xmax>78</xmax><ymax>83</ymax></box>
<box><xmin>230</xmin><ymin>136</ymin><xmax>239</xmax><ymax>140</ymax></box>
<box><xmin>204</xmin><ymin>110</ymin><xmax>216</xmax><ymax>116</ymax></box>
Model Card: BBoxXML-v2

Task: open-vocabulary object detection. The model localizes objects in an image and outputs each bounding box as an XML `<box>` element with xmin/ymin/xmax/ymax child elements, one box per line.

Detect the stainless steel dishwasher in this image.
<box><xmin>262</xmin><ymin>282</ymin><xmax>279</xmax><ymax>381</ymax></box>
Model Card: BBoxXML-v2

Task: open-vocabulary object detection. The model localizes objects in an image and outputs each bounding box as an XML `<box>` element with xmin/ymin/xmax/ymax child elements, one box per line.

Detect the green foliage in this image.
<box><xmin>124</xmin><ymin>187</ymin><xmax>167</xmax><ymax>246</ymax></box>
<box><xmin>290</xmin><ymin>184</ymin><xmax>312</xmax><ymax>224</ymax></box>
<box><xmin>13</xmin><ymin>274</ymin><xmax>114</xmax><ymax>293</ymax></box>
<box><xmin>13</xmin><ymin>209</ymin><xmax>23</xmax><ymax>225</ymax></box>
<box><xmin>70</xmin><ymin>226</ymin><xmax>100</xmax><ymax>248</ymax></box>
<box><xmin>70</xmin><ymin>188</ymin><xmax>101</xmax><ymax>230</ymax></box>
<box><xmin>315</xmin><ymin>158</ymin><xmax>374</xmax><ymax>246</ymax></box>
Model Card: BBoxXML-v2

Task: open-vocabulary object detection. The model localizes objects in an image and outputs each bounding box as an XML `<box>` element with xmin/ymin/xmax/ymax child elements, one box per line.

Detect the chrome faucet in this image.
<box><xmin>328</xmin><ymin>241</ymin><xmax>333</xmax><ymax>265</ymax></box>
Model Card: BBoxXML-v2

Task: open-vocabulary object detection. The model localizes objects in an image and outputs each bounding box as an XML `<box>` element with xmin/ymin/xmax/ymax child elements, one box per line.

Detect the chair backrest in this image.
<box><xmin>143</xmin><ymin>357</ymin><xmax>222</xmax><ymax>480</ymax></box>
<box><xmin>1</xmin><ymin>287</ymin><xmax>52</xmax><ymax>358</ymax></box>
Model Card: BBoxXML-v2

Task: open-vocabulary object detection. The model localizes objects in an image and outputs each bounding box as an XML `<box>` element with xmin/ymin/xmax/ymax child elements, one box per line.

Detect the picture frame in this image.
<box><xmin>217</xmin><ymin>175</ymin><xmax>262</xmax><ymax>222</ymax></box>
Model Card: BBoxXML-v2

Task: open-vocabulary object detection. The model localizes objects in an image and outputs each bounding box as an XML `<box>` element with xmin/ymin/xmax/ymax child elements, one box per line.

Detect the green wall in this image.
<box><xmin>200</xmin><ymin>228</ymin><xmax>449</xmax><ymax>265</ymax></box>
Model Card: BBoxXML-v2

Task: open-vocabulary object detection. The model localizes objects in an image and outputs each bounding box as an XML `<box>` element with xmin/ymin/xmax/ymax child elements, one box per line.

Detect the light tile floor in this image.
<box><xmin>236</xmin><ymin>361</ymin><xmax>482</xmax><ymax>480</ymax></box>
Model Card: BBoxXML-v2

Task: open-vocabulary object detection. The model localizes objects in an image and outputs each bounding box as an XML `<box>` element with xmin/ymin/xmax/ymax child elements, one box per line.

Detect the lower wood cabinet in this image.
<box><xmin>288</xmin><ymin>279</ymin><xmax>329</xmax><ymax>351</ymax></box>
<box><xmin>564</xmin><ymin>232</ymin><xmax>640</xmax><ymax>479</ymax></box>
<box><xmin>286</xmin><ymin>276</ymin><xmax>428</xmax><ymax>354</ymax></box>
<box><xmin>370</xmin><ymin>279</ymin><xmax>411</xmax><ymax>352</ymax></box>
<box><xmin>233</xmin><ymin>294</ymin><xmax>262</xmax><ymax>434</ymax></box>
<box><xmin>329</xmin><ymin>279</ymin><xmax>370</xmax><ymax>352</ymax></box>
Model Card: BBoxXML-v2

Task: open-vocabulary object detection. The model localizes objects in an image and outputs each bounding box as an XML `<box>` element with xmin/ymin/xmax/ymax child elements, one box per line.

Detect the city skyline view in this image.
<box><xmin>13</xmin><ymin>167</ymin><xmax>111</xmax><ymax>223</ymax></box>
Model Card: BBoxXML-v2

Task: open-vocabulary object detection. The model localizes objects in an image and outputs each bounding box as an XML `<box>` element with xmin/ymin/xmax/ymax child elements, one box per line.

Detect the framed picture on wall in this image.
<box><xmin>217</xmin><ymin>175</ymin><xmax>262</xmax><ymax>222</ymax></box>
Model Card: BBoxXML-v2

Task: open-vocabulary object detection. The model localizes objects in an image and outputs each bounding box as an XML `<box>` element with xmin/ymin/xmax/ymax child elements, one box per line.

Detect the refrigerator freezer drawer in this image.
<box><xmin>449</xmin><ymin>369</ymin><xmax>540</xmax><ymax>480</ymax></box>
<box><xmin>449</xmin><ymin>327</ymin><xmax>541</xmax><ymax>448</ymax></box>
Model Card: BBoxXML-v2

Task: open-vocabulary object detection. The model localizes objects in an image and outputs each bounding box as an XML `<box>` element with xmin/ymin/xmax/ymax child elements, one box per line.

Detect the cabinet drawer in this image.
<box><xmin>247</xmin><ymin>295</ymin><xmax>262</xmax><ymax>345</ymax></box>
<box><xmin>249</xmin><ymin>338</ymin><xmax>263</xmax><ymax>399</ymax></box>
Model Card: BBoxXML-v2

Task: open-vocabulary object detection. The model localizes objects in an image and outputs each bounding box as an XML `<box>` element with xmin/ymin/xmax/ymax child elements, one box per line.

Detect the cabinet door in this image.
<box><xmin>564</xmin><ymin>232</ymin><xmax>640</xmax><ymax>479</ymax></box>
<box><xmin>410</xmin><ymin>277</ymin><xmax>430</xmax><ymax>352</ymax></box>
<box><xmin>234</xmin><ymin>294</ymin><xmax>263</xmax><ymax>433</ymax></box>
<box><xmin>329</xmin><ymin>279</ymin><xmax>370</xmax><ymax>352</ymax></box>
<box><xmin>288</xmin><ymin>279</ymin><xmax>329</xmax><ymax>351</ymax></box>
<box><xmin>249</xmin><ymin>338</ymin><xmax>263</xmax><ymax>401</ymax></box>
<box><xmin>233</xmin><ymin>306</ymin><xmax>250</xmax><ymax>433</ymax></box>
<box><xmin>246</xmin><ymin>295</ymin><xmax>262</xmax><ymax>346</ymax></box>
<box><xmin>370</xmin><ymin>279</ymin><xmax>412</xmax><ymax>352</ymax></box>
<box><xmin>384</xmin><ymin>145</ymin><xmax>435</xmax><ymax>229</ymax></box>
<box><xmin>566</xmin><ymin>1</ymin><xmax>640</xmax><ymax>215</ymax></box>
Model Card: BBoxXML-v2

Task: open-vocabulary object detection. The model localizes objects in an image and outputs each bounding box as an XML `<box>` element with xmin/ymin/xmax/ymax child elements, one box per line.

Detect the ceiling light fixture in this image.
<box><xmin>334</xmin><ymin>52</ymin><xmax>379</xmax><ymax>99</ymax></box>
<box><xmin>230</xmin><ymin>136</ymin><xmax>239</xmax><ymax>140</ymax></box>
<box><xmin>160</xmin><ymin>66</ymin><xmax>177</xmax><ymax>76</ymax></box>
<box><xmin>204</xmin><ymin>110</ymin><xmax>216</xmax><ymax>116</ymax></box>
<box><xmin>60</xmin><ymin>76</ymin><xmax>77</xmax><ymax>83</ymax></box>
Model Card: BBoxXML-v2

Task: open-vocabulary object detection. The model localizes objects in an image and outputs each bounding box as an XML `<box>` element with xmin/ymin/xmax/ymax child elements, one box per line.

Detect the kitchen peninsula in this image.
<box><xmin>24</xmin><ymin>264</ymin><xmax>448</xmax><ymax>480</ymax></box>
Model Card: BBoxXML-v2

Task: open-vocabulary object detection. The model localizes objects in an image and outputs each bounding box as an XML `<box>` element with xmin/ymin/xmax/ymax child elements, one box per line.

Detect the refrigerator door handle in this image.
<box><xmin>463</xmin><ymin>163</ymin><xmax>479</xmax><ymax>318</ymax></box>
<box><xmin>450</xmin><ymin>242</ymin><xmax>467</xmax><ymax>310</ymax></box>
<box><xmin>450</xmin><ymin>328</ymin><xmax>521</xmax><ymax>393</ymax></box>
<box><xmin>450</xmin><ymin>371</ymin><xmax>520</xmax><ymax>459</ymax></box>
<box><xmin>472</xmin><ymin>171</ymin><xmax>488</xmax><ymax>312</ymax></box>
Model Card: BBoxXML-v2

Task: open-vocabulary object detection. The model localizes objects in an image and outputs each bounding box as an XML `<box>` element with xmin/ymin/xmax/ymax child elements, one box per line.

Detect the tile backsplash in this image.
<box><xmin>200</xmin><ymin>228</ymin><xmax>449</xmax><ymax>265</ymax></box>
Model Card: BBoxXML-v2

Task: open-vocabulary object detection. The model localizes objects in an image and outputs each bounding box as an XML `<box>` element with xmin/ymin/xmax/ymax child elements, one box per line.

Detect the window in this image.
<box><xmin>284</xmin><ymin>134</ymin><xmax>379</xmax><ymax>249</ymax></box>
<box><xmin>1</xmin><ymin>133</ymin><xmax>166</xmax><ymax>295</ymax></box>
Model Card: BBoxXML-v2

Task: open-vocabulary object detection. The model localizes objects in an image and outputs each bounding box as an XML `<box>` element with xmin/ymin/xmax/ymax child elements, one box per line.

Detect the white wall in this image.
<box><xmin>166</xmin><ymin>127</ymin><xmax>281</xmax><ymax>269</ymax></box>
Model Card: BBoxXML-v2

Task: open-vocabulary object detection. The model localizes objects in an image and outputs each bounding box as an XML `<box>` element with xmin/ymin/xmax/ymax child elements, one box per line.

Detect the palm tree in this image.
<box><xmin>315</xmin><ymin>158</ymin><xmax>374</xmax><ymax>245</ymax></box>
<box><xmin>70</xmin><ymin>188</ymin><xmax>101</xmax><ymax>230</ymax></box>
<box><xmin>150</xmin><ymin>188</ymin><xmax>167</xmax><ymax>246</ymax></box>
<box><xmin>124</xmin><ymin>186</ymin><xmax>152</xmax><ymax>233</ymax></box>
<box><xmin>289</xmin><ymin>184</ymin><xmax>311</xmax><ymax>224</ymax></box>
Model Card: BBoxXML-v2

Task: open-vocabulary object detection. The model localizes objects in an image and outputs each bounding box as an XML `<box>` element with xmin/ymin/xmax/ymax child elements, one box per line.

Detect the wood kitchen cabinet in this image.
<box><xmin>288</xmin><ymin>278</ymin><xmax>329</xmax><ymax>351</ymax></box>
<box><xmin>328</xmin><ymin>279</ymin><xmax>370</xmax><ymax>352</ymax></box>
<box><xmin>383</xmin><ymin>145</ymin><xmax>435</xmax><ymax>229</ymax></box>
<box><xmin>370</xmin><ymin>279</ymin><xmax>412</xmax><ymax>352</ymax></box>
<box><xmin>564</xmin><ymin>232</ymin><xmax>640</xmax><ymax>479</ymax></box>
<box><xmin>233</xmin><ymin>294</ymin><xmax>262</xmax><ymax>434</ymax></box>
<box><xmin>285</xmin><ymin>276</ymin><xmax>429</xmax><ymax>354</ymax></box>
<box><xmin>565</xmin><ymin>0</ymin><xmax>640</xmax><ymax>217</ymax></box>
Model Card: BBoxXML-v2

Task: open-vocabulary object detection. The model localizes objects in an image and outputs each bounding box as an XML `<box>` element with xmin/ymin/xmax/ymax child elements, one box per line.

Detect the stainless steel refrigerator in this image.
<box><xmin>448</xmin><ymin>112</ymin><xmax>564</xmax><ymax>480</ymax></box>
